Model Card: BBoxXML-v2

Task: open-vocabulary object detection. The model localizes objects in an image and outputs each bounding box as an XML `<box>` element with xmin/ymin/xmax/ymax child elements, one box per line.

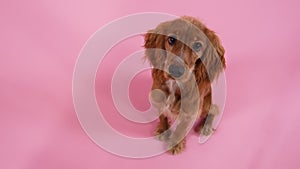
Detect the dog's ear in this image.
<box><xmin>195</xmin><ymin>28</ymin><xmax>226</xmax><ymax>82</ymax></box>
<box><xmin>144</xmin><ymin>28</ymin><xmax>166</xmax><ymax>69</ymax></box>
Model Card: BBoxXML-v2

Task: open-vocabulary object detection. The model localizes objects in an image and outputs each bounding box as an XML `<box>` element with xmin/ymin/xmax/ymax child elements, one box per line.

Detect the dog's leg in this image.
<box><xmin>194</xmin><ymin>92</ymin><xmax>212</xmax><ymax>133</ymax></box>
<box><xmin>154</xmin><ymin>114</ymin><xmax>171</xmax><ymax>141</ymax></box>
<box><xmin>167</xmin><ymin>117</ymin><xmax>191</xmax><ymax>155</ymax></box>
<box><xmin>167</xmin><ymin>78</ymin><xmax>200</xmax><ymax>154</ymax></box>
<box><xmin>149</xmin><ymin>89</ymin><xmax>171</xmax><ymax>141</ymax></box>
<box><xmin>168</xmin><ymin>114</ymin><xmax>194</xmax><ymax>154</ymax></box>
<box><xmin>201</xmin><ymin>104</ymin><xmax>219</xmax><ymax>136</ymax></box>
<box><xmin>194</xmin><ymin>91</ymin><xmax>219</xmax><ymax>136</ymax></box>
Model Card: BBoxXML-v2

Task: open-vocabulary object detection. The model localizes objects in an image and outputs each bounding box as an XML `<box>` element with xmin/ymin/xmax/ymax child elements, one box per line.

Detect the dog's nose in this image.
<box><xmin>168</xmin><ymin>64</ymin><xmax>185</xmax><ymax>78</ymax></box>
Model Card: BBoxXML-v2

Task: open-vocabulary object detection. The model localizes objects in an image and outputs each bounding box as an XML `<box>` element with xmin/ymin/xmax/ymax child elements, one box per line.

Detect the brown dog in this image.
<box><xmin>144</xmin><ymin>16</ymin><xmax>226</xmax><ymax>154</ymax></box>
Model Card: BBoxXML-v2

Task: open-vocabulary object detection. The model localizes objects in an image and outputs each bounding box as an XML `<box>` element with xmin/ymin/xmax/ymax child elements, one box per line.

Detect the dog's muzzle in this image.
<box><xmin>168</xmin><ymin>64</ymin><xmax>185</xmax><ymax>78</ymax></box>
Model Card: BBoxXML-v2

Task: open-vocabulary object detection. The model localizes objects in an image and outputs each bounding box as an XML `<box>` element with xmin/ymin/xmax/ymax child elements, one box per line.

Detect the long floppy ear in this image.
<box><xmin>195</xmin><ymin>28</ymin><xmax>226</xmax><ymax>82</ymax></box>
<box><xmin>144</xmin><ymin>28</ymin><xmax>166</xmax><ymax>70</ymax></box>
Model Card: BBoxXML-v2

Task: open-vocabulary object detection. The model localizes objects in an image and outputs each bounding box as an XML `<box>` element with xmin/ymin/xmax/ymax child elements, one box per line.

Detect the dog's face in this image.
<box><xmin>144</xmin><ymin>16</ymin><xmax>226</xmax><ymax>82</ymax></box>
<box><xmin>163</xmin><ymin>19</ymin><xmax>207</xmax><ymax>80</ymax></box>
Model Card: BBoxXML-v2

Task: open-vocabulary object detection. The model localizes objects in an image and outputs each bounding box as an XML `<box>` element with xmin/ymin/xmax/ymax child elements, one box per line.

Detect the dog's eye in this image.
<box><xmin>168</xmin><ymin>36</ymin><xmax>177</xmax><ymax>46</ymax></box>
<box><xmin>193</xmin><ymin>42</ymin><xmax>202</xmax><ymax>52</ymax></box>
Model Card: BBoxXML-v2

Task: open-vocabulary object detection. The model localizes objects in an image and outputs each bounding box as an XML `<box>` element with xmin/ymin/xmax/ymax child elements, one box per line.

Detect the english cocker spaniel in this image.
<box><xmin>144</xmin><ymin>16</ymin><xmax>226</xmax><ymax>154</ymax></box>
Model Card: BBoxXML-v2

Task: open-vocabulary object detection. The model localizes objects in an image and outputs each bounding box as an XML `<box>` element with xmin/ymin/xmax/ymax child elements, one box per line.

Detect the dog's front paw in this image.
<box><xmin>167</xmin><ymin>139</ymin><xmax>186</xmax><ymax>155</ymax></box>
<box><xmin>149</xmin><ymin>89</ymin><xmax>166</xmax><ymax>106</ymax></box>
<box><xmin>201</xmin><ymin>124</ymin><xmax>215</xmax><ymax>136</ymax></box>
<box><xmin>200</xmin><ymin>111</ymin><xmax>217</xmax><ymax>136</ymax></box>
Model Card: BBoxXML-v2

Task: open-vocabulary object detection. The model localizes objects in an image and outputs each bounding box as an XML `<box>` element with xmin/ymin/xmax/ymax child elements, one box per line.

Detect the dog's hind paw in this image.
<box><xmin>154</xmin><ymin>128</ymin><xmax>171</xmax><ymax>141</ymax></box>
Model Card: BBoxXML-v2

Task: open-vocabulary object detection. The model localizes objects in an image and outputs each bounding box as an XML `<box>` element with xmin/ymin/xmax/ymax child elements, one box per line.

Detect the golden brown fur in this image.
<box><xmin>144</xmin><ymin>16</ymin><xmax>226</xmax><ymax>154</ymax></box>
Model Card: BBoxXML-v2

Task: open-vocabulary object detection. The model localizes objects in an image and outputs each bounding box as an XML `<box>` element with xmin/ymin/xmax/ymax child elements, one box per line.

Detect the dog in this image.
<box><xmin>144</xmin><ymin>16</ymin><xmax>226</xmax><ymax>154</ymax></box>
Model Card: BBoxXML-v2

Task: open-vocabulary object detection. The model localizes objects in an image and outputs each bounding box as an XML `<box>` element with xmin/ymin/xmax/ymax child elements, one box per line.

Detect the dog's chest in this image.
<box><xmin>162</xmin><ymin>80</ymin><xmax>180</xmax><ymax>120</ymax></box>
<box><xmin>166</xmin><ymin>80</ymin><xmax>178</xmax><ymax>95</ymax></box>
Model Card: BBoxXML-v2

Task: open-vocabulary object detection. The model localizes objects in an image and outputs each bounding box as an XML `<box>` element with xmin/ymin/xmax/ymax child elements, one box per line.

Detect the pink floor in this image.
<box><xmin>1</xmin><ymin>0</ymin><xmax>300</xmax><ymax>169</ymax></box>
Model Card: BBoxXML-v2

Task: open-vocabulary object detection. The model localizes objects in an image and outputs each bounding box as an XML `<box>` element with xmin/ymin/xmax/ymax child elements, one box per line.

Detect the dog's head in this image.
<box><xmin>144</xmin><ymin>16</ymin><xmax>226</xmax><ymax>82</ymax></box>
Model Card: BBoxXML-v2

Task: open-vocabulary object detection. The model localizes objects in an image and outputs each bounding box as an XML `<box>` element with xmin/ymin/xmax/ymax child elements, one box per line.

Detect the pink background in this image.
<box><xmin>1</xmin><ymin>0</ymin><xmax>300</xmax><ymax>168</ymax></box>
